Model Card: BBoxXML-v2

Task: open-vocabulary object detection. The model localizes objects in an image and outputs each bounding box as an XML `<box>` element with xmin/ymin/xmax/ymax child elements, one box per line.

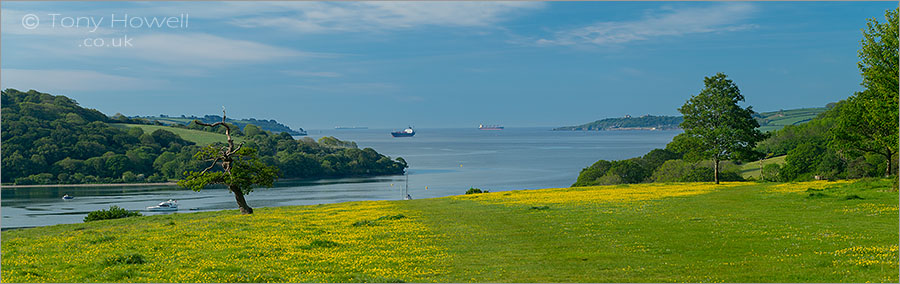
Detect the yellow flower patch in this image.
<box><xmin>767</xmin><ymin>180</ymin><xmax>853</xmax><ymax>193</ymax></box>
<box><xmin>1</xmin><ymin>201</ymin><xmax>447</xmax><ymax>283</ymax></box>
<box><xmin>452</xmin><ymin>182</ymin><xmax>745</xmax><ymax>206</ymax></box>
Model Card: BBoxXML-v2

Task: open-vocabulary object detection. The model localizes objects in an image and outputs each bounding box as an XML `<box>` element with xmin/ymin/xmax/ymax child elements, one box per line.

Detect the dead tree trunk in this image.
<box><xmin>195</xmin><ymin>109</ymin><xmax>252</xmax><ymax>214</ymax></box>
<box><xmin>230</xmin><ymin>185</ymin><xmax>254</xmax><ymax>214</ymax></box>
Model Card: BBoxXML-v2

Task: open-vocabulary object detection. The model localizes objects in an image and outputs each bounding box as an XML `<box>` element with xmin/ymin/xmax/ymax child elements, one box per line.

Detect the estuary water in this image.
<box><xmin>1</xmin><ymin>127</ymin><xmax>680</xmax><ymax>229</ymax></box>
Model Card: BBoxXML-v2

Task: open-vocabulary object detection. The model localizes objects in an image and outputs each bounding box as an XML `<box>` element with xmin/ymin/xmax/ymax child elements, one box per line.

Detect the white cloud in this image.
<box><xmin>179</xmin><ymin>2</ymin><xmax>545</xmax><ymax>33</ymax></box>
<box><xmin>0</xmin><ymin>68</ymin><xmax>167</xmax><ymax>92</ymax></box>
<box><xmin>537</xmin><ymin>3</ymin><xmax>757</xmax><ymax>46</ymax></box>
<box><xmin>282</xmin><ymin>70</ymin><xmax>343</xmax><ymax>78</ymax></box>
<box><xmin>127</xmin><ymin>33</ymin><xmax>313</xmax><ymax>65</ymax></box>
<box><xmin>18</xmin><ymin>33</ymin><xmax>319</xmax><ymax>67</ymax></box>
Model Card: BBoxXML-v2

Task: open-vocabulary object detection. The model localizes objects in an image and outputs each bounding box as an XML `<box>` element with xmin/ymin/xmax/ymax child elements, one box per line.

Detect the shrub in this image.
<box><xmin>84</xmin><ymin>206</ymin><xmax>142</xmax><ymax>222</ymax></box>
<box><xmin>651</xmin><ymin>159</ymin><xmax>744</xmax><ymax>182</ymax></box>
<box><xmin>352</xmin><ymin>220</ymin><xmax>377</xmax><ymax>227</ymax></box>
<box><xmin>844</xmin><ymin>194</ymin><xmax>864</xmax><ymax>200</ymax></box>
<box><xmin>375</xmin><ymin>214</ymin><xmax>406</xmax><ymax>221</ymax></box>
<box><xmin>466</xmin><ymin>188</ymin><xmax>487</xmax><ymax>194</ymax></box>
<box><xmin>780</xmin><ymin>143</ymin><xmax>824</xmax><ymax>181</ymax></box>
<box><xmin>761</xmin><ymin>163</ymin><xmax>782</xmax><ymax>182</ymax></box>
<box><xmin>104</xmin><ymin>253</ymin><xmax>146</xmax><ymax>265</ymax></box>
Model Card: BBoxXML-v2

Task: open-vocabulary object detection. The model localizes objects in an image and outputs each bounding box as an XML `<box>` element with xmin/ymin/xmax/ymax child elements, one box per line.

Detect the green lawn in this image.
<box><xmin>2</xmin><ymin>179</ymin><xmax>897</xmax><ymax>282</ymax></box>
<box><xmin>756</xmin><ymin>107</ymin><xmax>827</xmax><ymax>132</ymax></box>
<box><xmin>110</xmin><ymin>124</ymin><xmax>245</xmax><ymax>146</ymax></box>
<box><xmin>740</xmin><ymin>155</ymin><xmax>787</xmax><ymax>179</ymax></box>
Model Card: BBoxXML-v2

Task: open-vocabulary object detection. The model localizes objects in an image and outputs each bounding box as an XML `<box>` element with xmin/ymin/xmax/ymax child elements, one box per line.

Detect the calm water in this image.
<box><xmin>1</xmin><ymin>127</ymin><xmax>680</xmax><ymax>229</ymax></box>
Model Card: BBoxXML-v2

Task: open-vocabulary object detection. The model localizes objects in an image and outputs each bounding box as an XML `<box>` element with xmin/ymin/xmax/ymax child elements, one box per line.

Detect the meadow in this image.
<box><xmin>756</xmin><ymin>107</ymin><xmax>827</xmax><ymax>133</ymax></box>
<box><xmin>1</xmin><ymin>179</ymin><xmax>897</xmax><ymax>282</ymax></box>
<box><xmin>110</xmin><ymin>124</ymin><xmax>247</xmax><ymax>146</ymax></box>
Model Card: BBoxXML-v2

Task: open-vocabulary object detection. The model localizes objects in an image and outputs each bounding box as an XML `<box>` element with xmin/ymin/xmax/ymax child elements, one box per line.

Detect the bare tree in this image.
<box><xmin>178</xmin><ymin>108</ymin><xmax>279</xmax><ymax>214</ymax></box>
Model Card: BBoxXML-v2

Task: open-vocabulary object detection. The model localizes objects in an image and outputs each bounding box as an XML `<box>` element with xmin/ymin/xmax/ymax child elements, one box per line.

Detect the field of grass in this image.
<box><xmin>756</xmin><ymin>107</ymin><xmax>827</xmax><ymax>132</ymax></box>
<box><xmin>110</xmin><ymin>124</ymin><xmax>246</xmax><ymax>146</ymax></box>
<box><xmin>2</xmin><ymin>179</ymin><xmax>897</xmax><ymax>282</ymax></box>
<box><xmin>740</xmin><ymin>155</ymin><xmax>787</xmax><ymax>179</ymax></box>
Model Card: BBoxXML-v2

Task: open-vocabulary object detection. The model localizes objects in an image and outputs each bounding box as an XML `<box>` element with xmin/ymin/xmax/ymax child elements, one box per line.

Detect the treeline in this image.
<box><xmin>136</xmin><ymin>114</ymin><xmax>306</xmax><ymax>136</ymax></box>
<box><xmin>1</xmin><ymin>89</ymin><xmax>406</xmax><ymax>185</ymax></box>
<box><xmin>573</xmin><ymin>147</ymin><xmax>745</xmax><ymax>187</ymax></box>
<box><xmin>555</xmin><ymin>115</ymin><xmax>683</xmax><ymax>131</ymax></box>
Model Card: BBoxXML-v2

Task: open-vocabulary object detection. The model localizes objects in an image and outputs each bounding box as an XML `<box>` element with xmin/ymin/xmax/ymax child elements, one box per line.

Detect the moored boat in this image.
<box><xmin>147</xmin><ymin>199</ymin><xmax>178</xmax><ymax>211</ymax></box>
<box><xmin>479</xmin><ymin>124</ymin><xmax>504</xmax><ymax>130</ymax></box>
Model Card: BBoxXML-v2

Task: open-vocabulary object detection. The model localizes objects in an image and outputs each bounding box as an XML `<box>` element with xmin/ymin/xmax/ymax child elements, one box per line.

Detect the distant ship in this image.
<box><xmin>335</xmin><ymin>126</ymin><xmax>368</xmax><ymax>130</ymax></box>
<box><xmin>391</xmin><ymin>126</ymin><xmax>415</xmax><ymax>137</ymax></box>
<box><xmin>479</xmin><ymin>124</ymin><xmax>504</xmax><ymax>130</ymax></box>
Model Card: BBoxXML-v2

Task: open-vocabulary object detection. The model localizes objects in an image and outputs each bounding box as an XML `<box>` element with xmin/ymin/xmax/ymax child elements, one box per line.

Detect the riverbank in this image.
<box><xmin>1</xmin><ymin>182</ymin><xmax>178</xmax><ymax>189</ymax></box>
<box><xmin>2</xmin><ymin>179</ymin><xmax>897</xmax><ymax>282</ymax></box>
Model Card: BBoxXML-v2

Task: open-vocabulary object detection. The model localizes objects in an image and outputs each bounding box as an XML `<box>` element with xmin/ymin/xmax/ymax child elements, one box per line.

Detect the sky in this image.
<box><xmin>1</xmin><ymin>1</ymin><xmax>896</xmax><ymax>129</ymax></box>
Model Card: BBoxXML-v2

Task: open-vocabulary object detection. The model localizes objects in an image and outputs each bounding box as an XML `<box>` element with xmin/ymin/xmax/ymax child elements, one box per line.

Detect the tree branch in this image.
<box><xmin>201</xmin><ymin>157</ymin><xmax>221</xmax><ymax>174</ymax></box>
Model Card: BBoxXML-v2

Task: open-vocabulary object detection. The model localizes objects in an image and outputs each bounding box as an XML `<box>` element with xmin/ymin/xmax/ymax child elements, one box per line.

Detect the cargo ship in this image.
<box><xmin>479</xmin><ymin>124</ymin><xmax>504</xmax><ymax>130</ymax></box>
<box><xmin>334</xmin><ymin>126</ymin><xmax>368</xmax><ymax>130</ymax></box>
<box><xmin>391</xmin><ymin>126</ymin><xmax>415</xmax><ymax>137</ymax></box>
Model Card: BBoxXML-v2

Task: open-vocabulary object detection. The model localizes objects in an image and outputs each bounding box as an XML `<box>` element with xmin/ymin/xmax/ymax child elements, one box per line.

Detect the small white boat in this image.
<box><xmin>147</xmin><ymin>199</ymin><xmax>178</xmax><ymax>211</ymax></box>
<box><xmin>62</xmin><ymin>194</ymin><xmax>74</xmax><ymax>200</ymax></box>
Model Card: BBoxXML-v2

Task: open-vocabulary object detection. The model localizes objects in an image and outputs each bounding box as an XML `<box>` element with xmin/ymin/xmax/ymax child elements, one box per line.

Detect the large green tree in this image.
<box><xmin>178</xmin><ymin>110</ymin><xmax>280</xmax><ymax>214</ymax></box>
<box><xmin>673</xmin><ymin>73</ymin><xmax>766</xmax><ymax>184</ymax></box>
<box><xmin>832</xmin><ymin>8</ymin><xmax>899</xmax><ymax>177</ymax></box>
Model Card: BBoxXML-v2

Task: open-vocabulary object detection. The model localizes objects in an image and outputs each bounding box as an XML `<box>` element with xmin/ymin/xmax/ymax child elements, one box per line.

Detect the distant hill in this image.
<box><xmin>134</xmin><ymin>115</ymin><xmax>306</xmax><ymax>136</ymax></box>
<box><xmin>753</xmin><ymin>107</ymin><xmax>829</xmax><ymax>132</ymax></box>
<box><xmin>554</xmin><ymin>115</ymin><xmax>683</xmax><ymax>131</ymax></box>
<box><xmin>555</xmin><ymin>106</ymin><xmax>830</xmax><ymax>132</ymax></box>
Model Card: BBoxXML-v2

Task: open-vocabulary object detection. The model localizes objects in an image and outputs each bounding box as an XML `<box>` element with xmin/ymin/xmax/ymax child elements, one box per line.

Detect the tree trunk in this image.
<box><xmin>230</xmin><ymin>186</ymin><xmax>254</xmax><ymax>214</ymax></box>
<box><xmin>886</xmin><ymin>150</ymin><xmax>894</xmax><ymax>177</ymax></box>
<box><xmin>714</xmin><ymin>158</ymin><xmax>720</xmax><ymax>184</ymax></box>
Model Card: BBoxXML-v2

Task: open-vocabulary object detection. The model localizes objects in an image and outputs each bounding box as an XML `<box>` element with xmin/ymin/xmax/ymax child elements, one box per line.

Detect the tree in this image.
<box><xmin>779</xmin><ymin>143</ymin><xmax>824</xmax><ymax>181</ymax></box>
<box><xmin>832</xmin><ymin>8</ymin><xmax>899</xmax><ymax>177</ymax></box>
<box><xmin>675</xmin><ymin>73</ymin><xmax>766</xmax><ymax>184</ymax></box>
<box><xmin>178</xmin><ymin>109</ymin><xmax>280</xmax><ymax>214</ymax></box>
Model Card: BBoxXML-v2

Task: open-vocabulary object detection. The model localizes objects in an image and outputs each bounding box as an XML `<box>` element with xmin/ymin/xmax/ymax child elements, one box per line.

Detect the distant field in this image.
<box><xmin>110</xmin><ymin>124</ymin><xmax>246</xmax><ymax>146</ymax></box>
<box><xmin>2</xmin><ymin>179</ymin><xmax>896</xmax><ymax>282</ymax></box>
<box><xmin>740</xmin><ymin>155</ymin><xmax>787</xmax><ymax>179</ymax></box>
<box><xmin>556</xmin><ymin>107</ymin><xmax>828</xmax><ymax>132</ymax></box>
<box><xmin>756</xmin><ymin>107</ymin><xmax>827</xmax><ymax>132</ymax></box>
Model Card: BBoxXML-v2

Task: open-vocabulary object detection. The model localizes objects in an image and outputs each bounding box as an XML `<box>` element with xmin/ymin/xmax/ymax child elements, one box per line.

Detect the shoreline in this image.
<box><xmin>1</xmin><ymin>182</ymin><xmax>178</xmax><ymax>189</ymax></box>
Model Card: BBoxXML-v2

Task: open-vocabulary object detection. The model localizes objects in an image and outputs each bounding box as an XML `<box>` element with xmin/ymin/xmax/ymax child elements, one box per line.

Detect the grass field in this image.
<box><xmin>740</xmin><ymin>155</ymin><xmax>787</xmax><ymax>179</ymax></box>
<box><xmin>110</xmin><ymin>124</ymin><xmax>246</xmax><ymax>146</ymax></box>
<box><xmin>756</xmin><ymin>107</ymin><xmax>827</xmax><ymax>132</ymax></box>
<box><xmin>2</xmin><ymin>179</ymin><xmax>897</xmax><ymax>282</ymax></box>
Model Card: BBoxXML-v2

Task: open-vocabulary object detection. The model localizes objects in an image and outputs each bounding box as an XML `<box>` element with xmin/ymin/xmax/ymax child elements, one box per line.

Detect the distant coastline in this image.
<box><xmin>2</xmin><ymin>182</ymin><xmax>178</xmax><ymax>189</ymax></box>
<box><xmin>554</xmin><ymin>115</ymin><xmax>682</xmax><ymax>131</ymax></box>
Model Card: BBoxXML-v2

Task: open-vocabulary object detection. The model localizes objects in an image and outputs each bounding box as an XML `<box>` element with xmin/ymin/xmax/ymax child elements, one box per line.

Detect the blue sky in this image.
<box><xmin>1</xmin><ymin>1</ymin><xmax>895</xmax><ymax>129</ymax></box>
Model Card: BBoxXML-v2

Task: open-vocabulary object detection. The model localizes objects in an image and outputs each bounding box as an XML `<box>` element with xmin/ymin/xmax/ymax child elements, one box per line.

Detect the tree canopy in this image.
<box><xmin>831</xmin><ymin>8</ymin><xmax>899</xmax><ymax>177</ymax></box>
<box><xmin>672</xmin><ymin>73</ymin><xmax>765</xmax><ymax>184</ymax></box>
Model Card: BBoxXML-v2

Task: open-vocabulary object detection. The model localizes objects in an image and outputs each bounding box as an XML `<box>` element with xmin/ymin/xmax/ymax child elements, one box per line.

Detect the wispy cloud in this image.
<box><xmin>0</xmin><ymin>68</ymin><xmax>167</xmax><ymax>92</ymax></box>
<box><xmin>537</xmin><ymin>3</ymin><xmax>757</xmax><ymax>46</ymax></box>
<box><xmin>20</xmin><ymin>33</ymin><xmax>320</xmax><ymax>67</ymax></box>
<box><xmin>184</xmin><ymin>2</ymin><xmax>545</xmax><ymax>33</ymax></box>
<box><xmin>282</xmin><ymin>70</ymin><xmax>343</xmax><ymax>78</ymax></box>
<box><xmin>128</xmin><ymin>33</ymin><xmax>314</xmax><ymax>66</ymax></box>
